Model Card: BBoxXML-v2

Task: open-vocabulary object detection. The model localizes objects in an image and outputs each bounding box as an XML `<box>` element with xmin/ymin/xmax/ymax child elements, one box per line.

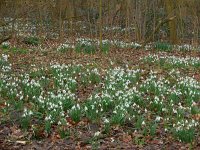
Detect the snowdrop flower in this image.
<box><xmin>162</xmin><ymin>108</ymin><xmax>167</xmax><ymax>112</ymax></box>
<box><xmin>5</xmin><ymin>102</ymin><xmax>10</xmax><ymax>107</ymax></box>
<box><xmin>173</xmin><ymin>108</ymin><xmax>177</xmax><ymax>114</ymax></box>
<box><xmin>104</xmin><ymin>118</ymin><xmax>109</xmax><ymax>123</ymax></box>
<box><xmin>2</xmin><ymin>54</ymin><xmax>9</xmax><ymax>61</ymax></box>
<box><xmin>94</xmin><ymin>131</ymin><xmax>100</xmax><ymax>137</ymax></box>
<box><xmin>28</xmin><ymin>110</ymin><xmax>33</xmax><ymax>115</ymax></box>
<box><xmin>155</xmin><ymin>116</ymin><xmax>162</xmax><ymax>122</ymax></box>
<box><xmin>71</xmin><ymin>105</ymin><xmax>76</xmax><ymax>110</ymax></box>
<box><xmin>84</xmin><ymin>106</ymin><xmax>88</xmax><ymax>111</ymax></box>
<box><xmin>142</xmin><ymin>121</ymin><xmax>145</xmax><ymax>125</ymax></box>
<box><xmin>77</xmin><ymin>104</ymin><xmax>80</xmax><ymax>109</ymax></box>
<box><xmin>58</xmin><ymin>121</ymin><xmax>62</xmax><ymax>125</ymax></box>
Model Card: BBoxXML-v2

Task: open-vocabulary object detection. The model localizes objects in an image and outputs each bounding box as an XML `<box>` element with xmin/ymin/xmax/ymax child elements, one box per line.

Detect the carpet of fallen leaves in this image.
<box><xmin>0</xmin><ymin>39</ymin><xmax>200</xmax><ymax>150</ymax></box>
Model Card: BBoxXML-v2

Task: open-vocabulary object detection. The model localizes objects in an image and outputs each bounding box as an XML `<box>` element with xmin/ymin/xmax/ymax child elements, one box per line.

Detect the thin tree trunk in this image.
<box><xmin>59</xmin><ymin>0</ymin><xmax>63</xmax><ymax>41</ymax></box>
<box><xmin>99</xmin><ymin>0</ymin><xmax>102</xmax><ymax>49</ymax></box>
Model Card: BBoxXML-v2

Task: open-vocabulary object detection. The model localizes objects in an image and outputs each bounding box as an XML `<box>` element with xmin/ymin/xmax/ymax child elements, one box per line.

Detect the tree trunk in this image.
<box><xmin>99</xmin><ymin>0</ymin><xmax>102</xmax><ymax>49</ymax></box>
<box><xmin>164</xmin><ymin>0</ymin><xmax>178</xmax><ymax>44</ymax></box>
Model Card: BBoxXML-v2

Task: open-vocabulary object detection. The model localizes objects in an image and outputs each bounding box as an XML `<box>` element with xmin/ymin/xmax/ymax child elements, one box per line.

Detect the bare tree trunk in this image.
<box><xmin>39</xmin><ymin>1</ymin><xmax>43</xmax><ymax>38</ymax></box>
<box><xmin>99</xmin><ymin>0</ymin><xmax>102</xmax><ymax>49</ymax></box>
<box><xmin>135</xmin><ymin>0</ymin><xmax>142</xmax><ymax>41</ymax></box>
<box><xmin>152</xmin><ymin>0</ymin><xmax>156</xmax><ymax>42</ymax></box>
<box><xmin>164</xmin><ymin>0</ymin><xmax>178</xmax><ymax>44</ymax></box>
<box><xmin>177</xmin><ymin>0</ymin><xmax>184</xmax><ymax>41</ymax></box>
<box><xmin>59</xmin><ymin>0</ymin><xmax>63</xmax><ymax>41</ymax></box>
<box><xmin>125</xmin><ymin>0</ymin><xmax>130</xmax><ymax>41</ymax></box>
<box><xmin>142</xmin><ymin>0</ymin><xmax>148</xmax><ymax>42</ymax></box>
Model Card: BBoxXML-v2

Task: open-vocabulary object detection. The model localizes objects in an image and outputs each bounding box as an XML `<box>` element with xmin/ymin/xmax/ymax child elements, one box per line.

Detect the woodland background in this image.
<box><xmin>0</xmin><ymin>0</ymin><xmax>200</xmax><ymax>46</ymax></box>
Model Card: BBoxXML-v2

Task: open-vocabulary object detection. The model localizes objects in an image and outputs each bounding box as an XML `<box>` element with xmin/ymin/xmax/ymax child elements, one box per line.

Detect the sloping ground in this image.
<box><xmin>0</xmin><ymin>44</ymin><xmax>200</xmax><ymax>150</ymax></box>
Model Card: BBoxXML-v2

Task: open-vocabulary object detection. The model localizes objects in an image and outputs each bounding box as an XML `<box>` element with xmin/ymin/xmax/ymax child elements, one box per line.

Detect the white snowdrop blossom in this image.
<box><xmin>94</xmin><ymin>131</ymin><xmax>101</xmax><ymax>137</ymax></box>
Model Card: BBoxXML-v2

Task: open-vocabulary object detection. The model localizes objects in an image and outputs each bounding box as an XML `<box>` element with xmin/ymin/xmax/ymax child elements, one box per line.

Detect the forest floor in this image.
<box><xmin>0</xmin><ymin>38</ymin><xmax>200</xmax><ymax>149</ymax></box>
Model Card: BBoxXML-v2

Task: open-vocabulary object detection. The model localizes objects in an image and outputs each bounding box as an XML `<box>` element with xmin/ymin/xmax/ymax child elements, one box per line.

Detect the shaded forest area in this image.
<box><xmin>0</xmin><ymin>0</ymin><xmax>200</xmax><ymax>150</ymax></box>
<box><xmin>0</xmin><ymin>0</ymin><xmax>200</xmax><ymax>44</ymax></box>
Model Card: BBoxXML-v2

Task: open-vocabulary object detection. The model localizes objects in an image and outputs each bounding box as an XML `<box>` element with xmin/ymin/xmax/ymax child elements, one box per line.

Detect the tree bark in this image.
<box><xmin>99</xmin><ymin>0</ymin><xmax>102</xmax><ymax>49</ymax></box>
<box><xmin>164</xmin><ymin>0</ymin><xmax>178</xmax><ymax>44</ymax></box>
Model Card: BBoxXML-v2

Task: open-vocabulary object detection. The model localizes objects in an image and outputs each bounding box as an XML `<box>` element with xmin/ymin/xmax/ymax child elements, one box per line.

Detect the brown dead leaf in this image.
<box><xmin>150</xmin><ymin>139</ymin><xmax>163</xmax><ymax>145</ymax></box>
<box><xmin>192</xmin><ymin>114</ymin><xmax>200</xmax><ymax>121</ymax></box>
<box><xmin>66</xmin><ymin>117</ymin><xmax>77</xmax><ymax>126</ymax></box>
<box><xmin>113</xmin><ymin>125</ymin><xmax>120</xmax><ymax>131</ymax></box>
<box><xmin>10</xmin><ymin>127</ymin><xmax>25</xmax><ymax>139</ymax></box>
<box><xmin>132</xmin><ymin>132</ymin><xmax>143</xmax><ymax>138</ymax></box>
<box><xmin>194</xmin><ymin>74</ymin><xmax>200</xmax><ymax>81</ymax></box>
<box><xmin>50</xmin><ymin>132</ymin><xmax>61</xmax><ymax>142</ymax></box>
<box><xmin>122</xmin><ymin>134</ymin><xmax>132</xmax><ymax>143</ymax></box>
